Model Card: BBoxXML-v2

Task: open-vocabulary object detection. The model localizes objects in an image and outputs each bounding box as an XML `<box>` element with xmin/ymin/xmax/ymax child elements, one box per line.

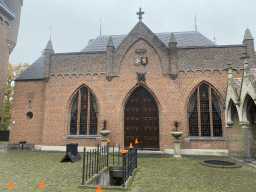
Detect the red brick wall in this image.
<box><xmin>9</xmin><ymin>80</ymin><xmax>45</xmax><ymax>144</ymax></box>
<box><xmin>9</xmin><ymin>39</ymin><xmax>244</xmax><ymax>151</ymax></box>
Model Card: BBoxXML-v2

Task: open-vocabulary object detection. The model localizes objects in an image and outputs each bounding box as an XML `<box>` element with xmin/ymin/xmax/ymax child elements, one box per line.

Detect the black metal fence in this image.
<box><xmin>81</xmin><ymin>143</ymin><xmax>138</xmax><ymax>187</ymax></box>
<box><xmin>122</xmin><ymin>144</ymin><xmax>137</xmax><ymax>187</ymax></box>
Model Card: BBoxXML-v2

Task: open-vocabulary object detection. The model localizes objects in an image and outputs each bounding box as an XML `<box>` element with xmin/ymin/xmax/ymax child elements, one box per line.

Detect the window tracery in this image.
<box><xmin>188</xmin><ymin>83</ymin><xmax>222</xmax><ymax>137</ymax></box>
<box><xmin>70</xmin><ymin>87</ymin><xmax>98</xmax><ymax>135</ymax></box>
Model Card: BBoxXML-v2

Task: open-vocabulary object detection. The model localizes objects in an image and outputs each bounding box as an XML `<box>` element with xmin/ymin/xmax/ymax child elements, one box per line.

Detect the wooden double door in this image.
<box><xmin>124</xmin><ymin>87</ymin><xmax>159</xmax><ymax>150</ymax></box>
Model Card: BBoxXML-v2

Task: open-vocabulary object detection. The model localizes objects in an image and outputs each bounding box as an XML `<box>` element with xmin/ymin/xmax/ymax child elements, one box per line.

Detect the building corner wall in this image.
<box><xmin>9</xmin><ymin>80</ymin><xmax>46</xmax><ymax>145</ymax></box>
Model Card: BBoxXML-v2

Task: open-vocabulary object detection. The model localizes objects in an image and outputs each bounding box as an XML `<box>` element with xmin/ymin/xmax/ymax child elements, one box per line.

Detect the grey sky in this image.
<box><xmin>9</xmin><ymin>0</ymin><xmax>256</xmax><ymax>65</ymax></box>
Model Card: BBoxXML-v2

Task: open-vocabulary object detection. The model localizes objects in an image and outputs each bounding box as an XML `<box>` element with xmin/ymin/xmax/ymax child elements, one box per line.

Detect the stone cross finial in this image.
<box><xmin>136</xmin><ymin>7</ymin><xmax>144</xmax><ymax>21</ymax></box>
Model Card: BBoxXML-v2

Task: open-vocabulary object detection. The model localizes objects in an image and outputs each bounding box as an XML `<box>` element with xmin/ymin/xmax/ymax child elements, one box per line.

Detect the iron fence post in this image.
<box><xmin>82</xmin><ymin>147</ymin><xmax>85</xmax><ymax>185</ymax></box>
<box><xmin>128</xmin><ymin>148</ymin><xmax>131</xmax><ymax>176</ymax></box>
<box><xmin>122</xmin><ymin>152</ymin><xmax>126</xmax><ymax>187</ymax></box>
<box><xmin>113</xmin><ymin>144</ymin><xmax>114</xmax><ymax>165</ymax></box>
<box><xmin>135</xmin><ymin>144</ymin><xmax>137</xmax><ymax>168</ymax></box>
<box><xmin>107</xmin><ymin>143</ymin><xmax>109</xmax><ymax>167</ymax></box>
<box><xmin>96</xmin><ymin>143</ymin><xmax>99</xmax><ymax>174</ymax></box>
<box><xmin>118</xmin><ymin>144</ymin><xmax>120</xmax><ymax>166</ymax></box>
<box><xmin>89</xmin><ymin>150</ymin><xmax>91</xmax><ymax>178</ymax></box>
<box><xmin>86</xmin><ymin>150</ymin><xmax>89</xmax><ymax>180</ymax></box>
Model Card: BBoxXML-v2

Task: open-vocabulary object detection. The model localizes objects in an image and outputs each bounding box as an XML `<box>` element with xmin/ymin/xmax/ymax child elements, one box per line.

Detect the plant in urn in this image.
<box><xmin>171</xmin><ymin>121</ymin><xmax>183</xmax><ymax>138</ymax></box>
<box><xmin>99</xmin><ymin>120</ymin><xmax>111</xmax><ymax>138</ymax></box>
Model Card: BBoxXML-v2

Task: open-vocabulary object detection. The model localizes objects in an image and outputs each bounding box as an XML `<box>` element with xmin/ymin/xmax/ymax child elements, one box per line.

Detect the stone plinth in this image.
<box><xmin>100</xmin><ymin>137</ymin><xmax>108</xmax><ymax>147</ymax></box>
<box><xmin>173</xmin><ymin>138</ymin><xmax>182</xmax><ymax>158</ymax></box>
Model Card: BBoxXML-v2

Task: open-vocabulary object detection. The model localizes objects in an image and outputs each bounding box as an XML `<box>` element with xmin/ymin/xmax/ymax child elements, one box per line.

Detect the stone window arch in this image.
<box><xmin>69</xmin><ymin>86</ymin><xmax>98</xmax><ymax>135</ymax></box>
<box><xmin>188</xmin><ymin>83</ymin><xmax>222</xmax><ymax>137</ymax></box>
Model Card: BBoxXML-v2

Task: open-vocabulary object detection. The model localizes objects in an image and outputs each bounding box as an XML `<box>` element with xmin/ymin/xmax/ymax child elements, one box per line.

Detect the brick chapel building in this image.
<box><xmin>9</xmin><ymin>9</ymin><xmax>256</xmax><ymax>156</ymax></box>
<box><xmin>0</xmin><ymin>0</ymin><xmax>23</xmax><ymax>126</ymax></box>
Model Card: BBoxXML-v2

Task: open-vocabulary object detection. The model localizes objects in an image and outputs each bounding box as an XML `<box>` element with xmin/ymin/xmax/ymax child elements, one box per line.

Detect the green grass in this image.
<box><xmin>0</xmin><ymin>141</ymin><xmax>8</xmax><ymax>146</ymax></box>
<box><xmin>0</xmin><ymin>150</ymin><xmax>256</xmax><ymax>191</ymax></box>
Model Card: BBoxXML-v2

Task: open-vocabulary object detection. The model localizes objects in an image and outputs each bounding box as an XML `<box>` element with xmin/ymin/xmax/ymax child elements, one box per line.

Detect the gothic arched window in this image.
<box><xmin>188</xmin><ymin>83</ymin><xmax>222</xmax><ymax>137</ymax></box>
<box><xmin>70</xmin><ymin>87</ymin><xmax>98</xmax><ymax>135</ymax></box>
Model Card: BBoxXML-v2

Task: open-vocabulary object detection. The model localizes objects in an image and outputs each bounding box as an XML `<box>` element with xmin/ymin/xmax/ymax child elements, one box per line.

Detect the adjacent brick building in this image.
<box><xmin>9</xmin><ymin>9</ymin><xmax>256</xmax><ymax>156</ymax></box>
<box><xmin>0</xmin><ymin>0</ymin><xmax>23</xmax><ymax>126</ymax></box>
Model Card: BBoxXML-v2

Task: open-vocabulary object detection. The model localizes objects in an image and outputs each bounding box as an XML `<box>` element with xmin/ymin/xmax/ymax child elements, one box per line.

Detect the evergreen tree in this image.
<box><xmin>0</xmin><ymin>63</ymin><xmax>29</xmax><ymax>130</ymax></box>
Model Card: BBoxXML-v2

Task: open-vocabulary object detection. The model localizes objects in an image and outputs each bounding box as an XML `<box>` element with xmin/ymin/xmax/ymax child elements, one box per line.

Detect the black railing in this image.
<box><xmin>122</xmin><ymin>144</ymin><xmax>137</xmax><ymax>187</ymax></box>
<box><xmin>81</xmin><ymin>143</ymin><xmax>137</xmax><ymax>187</ymax></box>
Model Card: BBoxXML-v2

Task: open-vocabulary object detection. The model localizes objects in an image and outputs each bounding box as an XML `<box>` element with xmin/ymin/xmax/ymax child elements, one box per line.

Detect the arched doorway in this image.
<box><xmin>124</xmin><ymin>86</ymin><xmax>159</xmax><ymax>150</ymax></box>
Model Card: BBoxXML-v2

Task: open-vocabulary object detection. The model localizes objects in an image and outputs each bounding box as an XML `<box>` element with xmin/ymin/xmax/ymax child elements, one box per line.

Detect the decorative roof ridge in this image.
<box><xmin>178</xmin><ymin>44</ymin><xmax>244</xmax><ymax>49</ymax></box>
<box><xmin>155</xmin><ymin>31</ymin><xmax>200</xmax><ymax>34</ymax></box>
<box><xmin>55</xmin><ymin>51</ymin><xmax>107</xmax><ymax>55</ymax></box>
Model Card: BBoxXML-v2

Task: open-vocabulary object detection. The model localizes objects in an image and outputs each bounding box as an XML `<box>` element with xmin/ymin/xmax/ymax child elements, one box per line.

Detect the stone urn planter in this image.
<box><xmin>171</xmin><ymin>121</ymin><xmax>183</xmax><ymax>158</ymax></box>
<box><xmin>99</xmin><ymin>120</ymin><xmax>110</xmax><ymax>139</ymax></box>
<box><xmin>99</xmin><ymin>129</ymin><xmax>111</xmax><ymax>138</ymax></box>
<box><xmin>171</xmin><ymin>131</ymin><xmax>183</xmax><ymax>139</ymax></box>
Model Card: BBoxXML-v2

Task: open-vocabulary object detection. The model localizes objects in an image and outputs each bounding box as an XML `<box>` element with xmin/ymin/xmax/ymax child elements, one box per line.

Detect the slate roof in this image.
<box><xmin>0</xmin><ymin>0</ymin><xmax>15</xmax><ymax>18</ymax></box>
<box><xmin>81</xmin><ymin>31</ymin><xmax>216</xmax><ymax>52</ymax></box>
<box><xmin>15</xmin><ymin>55</ymin><xmax>45</xmax><ymax>81</ymax></box>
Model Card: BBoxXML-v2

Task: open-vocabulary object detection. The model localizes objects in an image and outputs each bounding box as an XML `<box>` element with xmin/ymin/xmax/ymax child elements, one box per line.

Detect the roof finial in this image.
<box><xmin>214</xmin><ymin>30</ymin><xmax>216</xmax><ymax>44</ymax></box>
<box><xmin>243</xmin><ymin>28</ymin><xmax>254</xmax><ymax>42</ymax></box>
<box><xmin>227</xmin><ymin>62</ymin><xmax>233</xmax><ymax>78</ymax></box>
<box><xmin>100</xmin><ymin>18</ymin><xmax>102</xmax><ymax>36</ymax></box>
<box><xmin>49</xmin><ymin>27</ymin><xmax>52</xmax><ymax>40</ymax></box>
<box><xmin>195</xmin><ymin>14</ymin><xmax>197</xmax><ymax>31</ymax></box>
<box><xmin>136</xmin><ymin>7</ymin><xmax>144</xmax><ymax>21</ymax></box>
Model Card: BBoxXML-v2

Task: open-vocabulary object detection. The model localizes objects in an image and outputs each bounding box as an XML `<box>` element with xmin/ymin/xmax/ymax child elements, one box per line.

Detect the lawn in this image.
<box><xmin>0</xmin><ymin>150</ymin><xmax>256</xmax><ymax>192</ymax></box>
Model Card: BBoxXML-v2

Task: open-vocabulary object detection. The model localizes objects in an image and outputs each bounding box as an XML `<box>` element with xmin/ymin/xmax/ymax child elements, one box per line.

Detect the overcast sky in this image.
<box><xmin>9</xmin><ymin>0</ymin><xmax>256</xmax><ymax>65</ymax></box>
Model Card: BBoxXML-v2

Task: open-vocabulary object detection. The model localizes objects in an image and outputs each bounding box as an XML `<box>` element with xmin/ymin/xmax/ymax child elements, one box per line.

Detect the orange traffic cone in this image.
<box><xmin>122</xmin><ymin>147</ymin><xmax>126</xmax><ymax>154</ymax></box>
<box><xmin>107</xmin><ymin>138</ymin><xmax>110</xmax><ymax>143</ymax></box>
<box><xmin>39</xmin><ymin>180</ymin><xmax>44</xmax><ymax>188</ymax></box>
<box><xmin>96</xmin><ymin>184</ymin><xmax>102</xmax><ymax>192</ymax></box>
<box><xmin>129</xmin><ymin>143</ymin><xmax>133</xmax><ymax>149</ymax></box>
<box><xmin>7</xmin><ymin>181</ymin><xmax>13</xmax><ymax>189</ymax></box>
<box><xmin>135</xmin><ymin>138</ymin><xmax>139</xmax><ymax>144</ymax></box>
